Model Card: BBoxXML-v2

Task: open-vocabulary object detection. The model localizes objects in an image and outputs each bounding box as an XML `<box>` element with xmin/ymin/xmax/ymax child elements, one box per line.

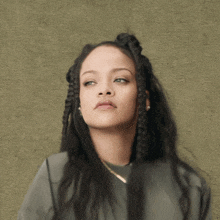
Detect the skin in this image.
<box><xmin>79</xmin><ymin>45</ymin><xmax>150</xmax><ymax>165</ymax></box>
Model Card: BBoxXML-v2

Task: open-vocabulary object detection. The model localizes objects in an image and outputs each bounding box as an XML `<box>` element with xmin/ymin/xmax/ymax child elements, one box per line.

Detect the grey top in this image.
<box><xmin>17</xmin><ymin>152</ymin><xmax>211</xmax><ymax>219</ymax></box>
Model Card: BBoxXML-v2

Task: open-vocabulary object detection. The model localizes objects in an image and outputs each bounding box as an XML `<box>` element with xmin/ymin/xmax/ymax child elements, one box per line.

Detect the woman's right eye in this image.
<box><xmin>84</xmin><ymin>81</ymin><xmax>95</xmax><ymax>86</ymax></box>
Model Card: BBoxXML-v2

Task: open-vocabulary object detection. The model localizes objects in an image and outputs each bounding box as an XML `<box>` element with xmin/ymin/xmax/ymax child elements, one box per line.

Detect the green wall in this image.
<box><xmin>1</xmin><ymin>0</ymin><xmax>219</xmax><ymax>219</ymax></box>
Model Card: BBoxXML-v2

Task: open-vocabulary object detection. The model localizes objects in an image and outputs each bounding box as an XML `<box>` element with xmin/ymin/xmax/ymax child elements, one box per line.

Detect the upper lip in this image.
<box><xmin>95</xmin><ymin>100</ymin><xmax>116</xmax><ymax>108</ymax></box>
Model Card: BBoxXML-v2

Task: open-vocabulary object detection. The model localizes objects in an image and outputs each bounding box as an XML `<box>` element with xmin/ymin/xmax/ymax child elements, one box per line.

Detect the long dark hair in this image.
<box><xmin>53</xmin><ymin>33</ymin><xmax>198</xmax><ymax>219</ymax></box>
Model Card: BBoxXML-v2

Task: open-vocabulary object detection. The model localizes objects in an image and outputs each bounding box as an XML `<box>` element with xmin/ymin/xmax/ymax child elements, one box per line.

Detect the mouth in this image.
<box><xmin>95</xmin><ymin>101</ymin><xmax>116</xmax><ymax>109</ymax></box>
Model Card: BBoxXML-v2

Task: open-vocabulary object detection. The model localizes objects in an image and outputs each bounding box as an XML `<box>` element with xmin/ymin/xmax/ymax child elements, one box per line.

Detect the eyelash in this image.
<box><xmin>83</xmin><ymin>78</ymin><xmax>129</xmax><ymax>86</ymax></box>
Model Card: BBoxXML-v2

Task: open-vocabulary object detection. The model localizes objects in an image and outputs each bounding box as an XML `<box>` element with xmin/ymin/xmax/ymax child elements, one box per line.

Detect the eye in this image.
<box><xmin>114</xmin><ymin>78</ymin><xmax>129</xmax><ymax>83</ymax></box>
<box><xmin>84</xmin><ymin>81</ymin><xmax>95</xmax><ymax>86</ymax></box>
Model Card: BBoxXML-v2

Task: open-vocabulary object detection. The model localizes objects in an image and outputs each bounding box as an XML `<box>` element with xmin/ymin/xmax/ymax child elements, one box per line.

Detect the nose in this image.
<box><xmin>98</xmin><ymin>83</ymin><xmax>115</xmax><ymax>97</ymax></box>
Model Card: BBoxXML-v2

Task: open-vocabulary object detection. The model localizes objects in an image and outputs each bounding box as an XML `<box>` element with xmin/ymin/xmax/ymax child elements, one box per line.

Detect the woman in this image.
<box><xmin>18</xmin><ymin>33</ymin><xmax>211</xmax><ymax>219</ymax></box>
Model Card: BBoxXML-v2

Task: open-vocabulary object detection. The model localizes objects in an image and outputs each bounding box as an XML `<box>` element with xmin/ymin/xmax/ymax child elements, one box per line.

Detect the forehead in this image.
<box><xmin>80</xmin><ymin>45</ymin><xmax>135</xmax><ymax>74</ymax></box>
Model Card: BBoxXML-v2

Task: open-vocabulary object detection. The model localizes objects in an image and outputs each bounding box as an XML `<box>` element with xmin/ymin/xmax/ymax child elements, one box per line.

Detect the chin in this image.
<box><xmin>86</xmin><ymin>119</ymin><xmax>136</xmax><ymax>131</ymax></box>
<box><xmin>87</xmin><ymin>122</ymin><xmax>119</xmax><ymax>129</ymax></box>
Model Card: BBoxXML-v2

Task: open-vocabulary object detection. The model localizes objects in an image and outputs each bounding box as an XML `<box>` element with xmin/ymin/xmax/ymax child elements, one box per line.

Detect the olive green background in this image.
<box><xmin>1</xmin><ymin>0</ymin><xmax>220</xmax><ymax>219</ymax></box>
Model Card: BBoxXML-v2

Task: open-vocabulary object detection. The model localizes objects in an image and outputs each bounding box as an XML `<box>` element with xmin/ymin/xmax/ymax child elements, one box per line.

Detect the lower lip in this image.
<box><xmin>97</xmin><ymin>105</ymin><xmax>115</xmax><ymax>109</ymax></box>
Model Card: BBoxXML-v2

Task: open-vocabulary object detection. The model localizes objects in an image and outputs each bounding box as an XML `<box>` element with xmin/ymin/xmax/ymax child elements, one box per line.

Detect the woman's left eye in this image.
<box><xmin>114</xmin><ymin>78</ymin><xmax>128</xmax><ymax>83</ymax></box>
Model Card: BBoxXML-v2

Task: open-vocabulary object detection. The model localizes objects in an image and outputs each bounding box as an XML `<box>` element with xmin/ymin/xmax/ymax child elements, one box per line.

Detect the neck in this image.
<box><xmin>89</xmin><ymin>125</ymin><xmax>136</xmax><ymax>166</ymax></box>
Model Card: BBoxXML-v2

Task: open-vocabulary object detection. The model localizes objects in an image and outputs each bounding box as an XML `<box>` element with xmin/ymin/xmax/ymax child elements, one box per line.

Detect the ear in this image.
<box><xmin>146</xmin><ymin>90</ymin><xmax>150</xmax><ymax>111</ymax></box>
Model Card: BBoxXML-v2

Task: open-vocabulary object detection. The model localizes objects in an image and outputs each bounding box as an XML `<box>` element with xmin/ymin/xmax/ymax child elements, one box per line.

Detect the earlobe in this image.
<box><xmin>146</xmin><ymin>90</ymin><xmax>150</xmax><ymax>111</ymax></box>
<box><xmin>78</xmin><ymin>105</ymin><xmax>83</xmax><ymax>116</ymax></box>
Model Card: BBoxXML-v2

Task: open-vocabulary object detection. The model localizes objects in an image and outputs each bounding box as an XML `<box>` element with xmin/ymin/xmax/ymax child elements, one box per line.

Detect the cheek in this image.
<box><xmin>120</xmin><ymin>93</ymin><xmax>138</xmax><ymax>113</ymax></box>
<box><xmin>79</xmin><ymin>91</ymin><xmax>94</xmax><ymax>111</ymax></box>
<box><xmin>124</xmin><ymin>88</ymin><xmax>138</xmax><ymax>103</ymax></box>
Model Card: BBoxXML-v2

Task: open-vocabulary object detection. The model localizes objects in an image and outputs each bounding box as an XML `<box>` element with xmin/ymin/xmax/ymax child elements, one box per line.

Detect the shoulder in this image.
<box><xmin>142</xmin><ymin>160</ymin><xmax>212</xmax><ymax>218</ymax></box>
<box><xmin>34</xmin><ymin>152</ymin><xmax>68</xmax><ymax>183</ymax></box>
<box><xmin>140</xmin><ymin>159</ymin><xmax>210</xmax><ymax>191</ymax></box>
<box><xmin>177</xmin><ymin>162</ymin><xmax>211</xmax><ymax>207</ymax></box>
<box><xmin>177</xmin><ymin>162</ymin><xmax>210</xmax><ymax>192</ymax></box>
<box><xmin>17</xmin><ymin>152</ymin><xmax>68</xmax><ymax>219</ymax></box>
<box><xmin>47</xmin><ymin>151</ymin><xmax>68</xmax><ymax>170</ymax></box>
<box><xmin>176</xmin><ymin>162</ymin><xmax>212</xmax><ymax>218</ymax></box>
<box><xmin>47</xmin><ymin>151</ymin><xmax>69</xmax><ymax>183</ymax></box>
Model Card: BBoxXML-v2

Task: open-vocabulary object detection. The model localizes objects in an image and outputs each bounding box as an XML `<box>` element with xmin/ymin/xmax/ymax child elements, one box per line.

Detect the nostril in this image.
<box><xmin>99</xmin><ymin>92</ymin><xmax>112</xmax><ymax>95</ymax></box>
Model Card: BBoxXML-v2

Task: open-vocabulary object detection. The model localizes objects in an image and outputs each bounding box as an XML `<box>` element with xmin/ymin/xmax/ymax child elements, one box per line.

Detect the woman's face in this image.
<box><xmin>79</xmin><ymin>45</ymin><xmax>138</xmax><ymax>130</ymax></box>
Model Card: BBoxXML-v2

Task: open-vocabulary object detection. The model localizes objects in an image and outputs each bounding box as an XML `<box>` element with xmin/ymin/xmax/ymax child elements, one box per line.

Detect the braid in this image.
<box><xmin>114</xmin><ymin>34</ymin><xmax>149</xmax><ymax>219</ymax></box>
<box><xmin>136</xmin><ymin>76</ymin><xmax>149</xmax><ymax>161</ymax></box>
<box><xmin>115</xmin><ymin>33</ymin><xmax>142</xmax><ymax>58</ymax></box>
<box><xmin>114</xmin><ymin>33</ymin><xmax>194</xmax><ymax>220</ymax></box>
<box><xmin>115</xmin><ymin>33</ymin><xmax>149</xmax><ymax>162</ymax></box>
<box><xmin>71</xmin><ymin>57</ymin><xmax>116</xmax><ymax>220</ymax></box>
<box><xmin>58</xmin><ymin>43</ymin><xmax>116</xmax><ymax>219</ymax></box>
<box><xmin>61</xmin><ymin>67</ymin><xmax>74</xmax><ymax>150</ymax></box>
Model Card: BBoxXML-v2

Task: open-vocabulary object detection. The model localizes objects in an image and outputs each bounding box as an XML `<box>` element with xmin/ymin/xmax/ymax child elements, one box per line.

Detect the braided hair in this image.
<box><xmin>53</xmin><ymin>33</ymin><xmax>195</xmax><ymax>219</ymax></box>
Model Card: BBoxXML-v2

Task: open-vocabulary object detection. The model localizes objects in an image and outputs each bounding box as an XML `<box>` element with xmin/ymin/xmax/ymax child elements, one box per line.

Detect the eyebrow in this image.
<box><xmin>81</xmin><ymin>68</ymin><xmax>134</xmax><ymax>76</ymax></box>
